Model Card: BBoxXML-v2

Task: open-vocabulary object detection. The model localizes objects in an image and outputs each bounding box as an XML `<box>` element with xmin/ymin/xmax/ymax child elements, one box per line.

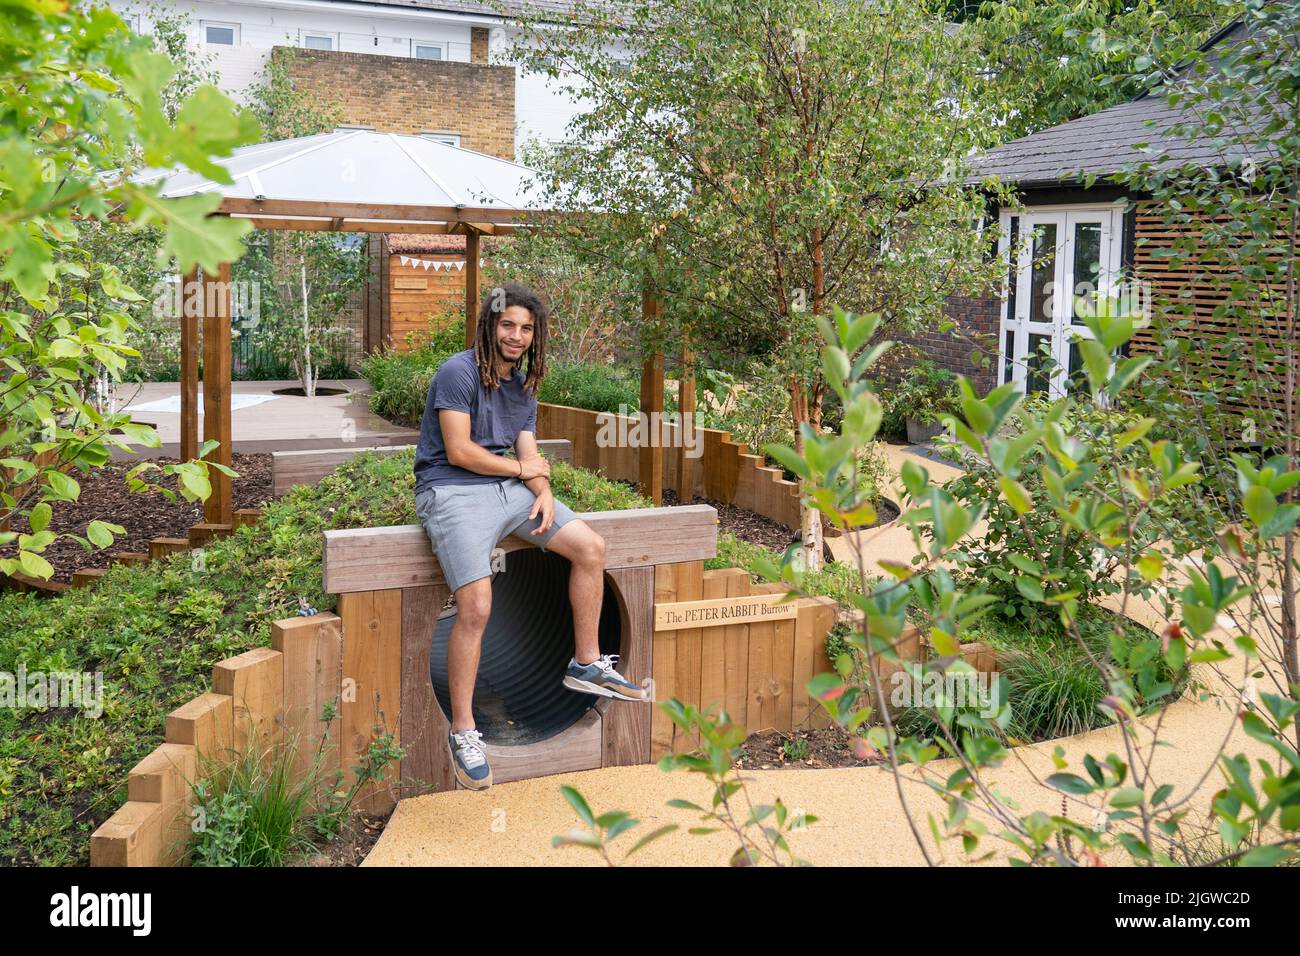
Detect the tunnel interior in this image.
<box><xmin>430</xmin><ymin>548</ymin><xmax>624</xmax><ymax>745</ymax></box>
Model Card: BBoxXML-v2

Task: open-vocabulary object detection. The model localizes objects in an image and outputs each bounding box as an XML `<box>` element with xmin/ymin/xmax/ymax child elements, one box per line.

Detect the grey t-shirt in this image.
<box><xmin>413</xmin><ymin>348</ymin><xmax>538</xmax><ymax>492</ymax></box>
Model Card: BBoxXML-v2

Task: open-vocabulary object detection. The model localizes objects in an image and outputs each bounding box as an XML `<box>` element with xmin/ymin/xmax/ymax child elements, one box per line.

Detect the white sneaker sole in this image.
<box><xmin>563</xmin><ymin>674</ymin><xmax>649</xmax><ymax>702</ymax></box>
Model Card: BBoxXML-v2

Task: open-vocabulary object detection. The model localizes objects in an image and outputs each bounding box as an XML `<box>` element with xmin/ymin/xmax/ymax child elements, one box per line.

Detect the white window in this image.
<box><xmin>202</xmin><ymin>21</ymin><xmax>239</xmax><ymax>45</ymax></box>
<box><xmin>301</xmin><ymin>32</ymin><xmax>337</xmax><ymax>51</ymax></box>
<box><xmin>413</xmin><ymin>43</ymin><xmax>445</xmax><ymax>60</ymax></box>
<box><xmin>997</xmin><ymin>203</ymin><xmax>1126</xmax><ymax>398</ymax></box>
<box><xmin>421</xmin><ymin>131</ymin><xmax>461</xmax><ymax>147</ymax></box>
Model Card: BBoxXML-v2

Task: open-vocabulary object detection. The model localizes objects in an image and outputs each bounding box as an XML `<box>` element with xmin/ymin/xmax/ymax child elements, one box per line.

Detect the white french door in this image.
<box><xmin>998</xmin><ymin>205</ymin><xmax>1124</xmax><ymax>398</ymax></box>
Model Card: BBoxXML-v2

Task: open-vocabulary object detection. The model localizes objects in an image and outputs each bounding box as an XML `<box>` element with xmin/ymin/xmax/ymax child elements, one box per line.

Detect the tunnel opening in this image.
<box><xmin>430</xmin><ymin>548</ymin><xmax>624</xmax><ymax>745</ymax></box>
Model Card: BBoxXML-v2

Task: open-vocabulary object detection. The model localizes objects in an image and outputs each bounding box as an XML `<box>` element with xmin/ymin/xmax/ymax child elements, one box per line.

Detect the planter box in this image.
<box><xmin>906</xmin><ymin>417</ymin><xmax>944</xmax><ymax>445</ymax></box>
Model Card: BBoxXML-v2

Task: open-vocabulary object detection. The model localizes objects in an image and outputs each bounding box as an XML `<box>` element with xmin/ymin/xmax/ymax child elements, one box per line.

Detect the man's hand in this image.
<box><xmin>518</xmin><ymin>452</ymin><xmax>551</xmax><ymax>481</ymax></box>
<box><xmin>528</xmin><ymin>486</ymin><xmax>555</xmax><ymax>535</ymax></box>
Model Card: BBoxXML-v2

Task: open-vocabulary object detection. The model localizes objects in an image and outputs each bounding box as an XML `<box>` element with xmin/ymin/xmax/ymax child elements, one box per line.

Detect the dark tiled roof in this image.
<box><xmin>967</xmin><ymin>20</ymin><xmax>1275</xmax><ymax>187</ymax></box>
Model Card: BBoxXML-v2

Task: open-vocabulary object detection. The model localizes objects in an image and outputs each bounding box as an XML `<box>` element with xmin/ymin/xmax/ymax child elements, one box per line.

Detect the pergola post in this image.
<box><xmin>201</xmin><ymin>261</ymin><xmax>233</xmax><ymax>526</ymax></box>
<box><xmin>464</xmin><ymin>228</ymin><xmax>481</xmax><ymax>348</ymax></box>
<box><xmin>639</xmin><ymin>275</ymin><xmax>664</xmax><ymax>505</ymax></box>
<box><xmin>180</xmin><ymin>267</ymin><xmax>199</xmax><ymax>464</ymax></box>
<box><xmin>675</xmin><ymin>343</ymin><xmax>695</xmax><ymax>499</ymax></box>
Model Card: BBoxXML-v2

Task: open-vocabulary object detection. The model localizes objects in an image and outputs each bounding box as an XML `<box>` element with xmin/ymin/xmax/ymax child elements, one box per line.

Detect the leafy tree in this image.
<box><xmin>499</xmin><ymin>0</ymin><xmax>1009</xmax><ymax>571</ymax></box>
<box><xmin>969</xmin><ymin>0</ymin><xmax>1238</xmax><ymax>140</ymax></box>
<box><xmin>0</xmin><ymin>0</ymin><xmax>259</xmax><ymax>578</ymax></box>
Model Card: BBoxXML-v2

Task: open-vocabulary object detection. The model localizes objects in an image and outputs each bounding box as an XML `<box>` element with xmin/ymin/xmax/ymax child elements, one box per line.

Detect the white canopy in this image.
<box><xmin>129</xmin><ymin>127</ymin><xmax>570</xmax><ymax>227</ymax></box>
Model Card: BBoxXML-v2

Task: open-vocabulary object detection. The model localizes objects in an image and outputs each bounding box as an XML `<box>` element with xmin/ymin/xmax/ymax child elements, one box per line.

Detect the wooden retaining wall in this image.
<box><xmin>651</xmin><ymin>562</ymin><xmax>838</xmax><ymax>758</ymax></box>
<box><xmin>90</xmin><ymin>612</ymin><xmax>342</xmax><ymax>866</ymax></box>
<box><xmin>537</xmin><ymin>402</ymin><xmax>802</xmax><ymax>529</ymax></box>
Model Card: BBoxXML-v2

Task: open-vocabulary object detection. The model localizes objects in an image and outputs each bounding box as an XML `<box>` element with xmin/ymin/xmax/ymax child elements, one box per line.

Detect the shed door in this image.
<box><xmin>999</xmin><ymin>207</ymin><xmax>1122</xmax><ymax>398</ymax></box>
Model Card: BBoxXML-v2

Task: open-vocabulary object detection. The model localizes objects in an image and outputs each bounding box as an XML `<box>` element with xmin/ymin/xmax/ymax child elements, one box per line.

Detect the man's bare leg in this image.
<box><xmin>543</xmin><ymin>519</ymin><xmax>606</xmax><ymax>664</ymax></box>
<box><xmin>448</xmin><ymin>576</ymin><xmax>493</xmax><ymax>733</ymax></box>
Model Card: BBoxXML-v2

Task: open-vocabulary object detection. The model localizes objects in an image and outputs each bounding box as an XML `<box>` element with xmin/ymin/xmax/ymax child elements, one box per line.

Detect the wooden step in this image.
<box><xmin>72</xmin><ymin>567</ymin><xmax>108</xmax><ymax>588</ymax></box>
<box><xmin>149</xmin><ymin>538</ymin><xmax>190</xmax><ymax>560</ymax></box>
<box><xmin>232</xmin><ymin>508</ymin><xmax>262</xmax><ymax>530</ymax></box>
<box><xmin>188</xmin><ymin>523</ymin><xmax>233</xmax><ymax>547</ymax></box>
<box><xmin>110</xmin><ymin>552</ymin><xmax>149</xmax><ymax>566</ymax></box>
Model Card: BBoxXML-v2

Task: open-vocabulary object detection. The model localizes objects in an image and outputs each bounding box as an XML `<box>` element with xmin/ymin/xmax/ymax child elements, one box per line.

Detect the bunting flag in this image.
<box><xmin>397</xmin><ymin>254</ymin><xmax>485</xmax><ymax>272</ymax></box>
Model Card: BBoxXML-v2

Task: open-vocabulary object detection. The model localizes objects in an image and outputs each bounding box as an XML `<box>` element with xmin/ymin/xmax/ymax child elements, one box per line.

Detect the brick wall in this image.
<box><xmin>894</xmin><ymin>293</ymin><xmax>1001</xmax><ymax>394</ymax></box>
<box><xmin>471</xmin><ymin>27</ymin><xmax>490</xmax><ymax>64</ymax></box>
<box><xmin>274</xmin><ymin>46</ymin><xmax>516</xmax><ymax>159</ymax></box>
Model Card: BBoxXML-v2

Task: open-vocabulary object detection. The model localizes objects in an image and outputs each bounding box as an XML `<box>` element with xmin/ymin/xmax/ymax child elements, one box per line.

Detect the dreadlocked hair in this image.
<box><xmin>473</xmin><ymin>281</ymin><xmax>548</xmax><ymax>397</ymax></box>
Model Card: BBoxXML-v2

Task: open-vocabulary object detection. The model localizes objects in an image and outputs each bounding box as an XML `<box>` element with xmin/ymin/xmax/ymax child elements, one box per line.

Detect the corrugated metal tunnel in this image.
<box><xmin>430</xmin><ymin>548</ymin><xmax>623</xmax><ymax>745</ymax></box>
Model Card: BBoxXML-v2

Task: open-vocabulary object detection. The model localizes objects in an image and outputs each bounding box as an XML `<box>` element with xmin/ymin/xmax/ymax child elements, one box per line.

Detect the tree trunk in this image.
<box><xmin>300</xmin><ymin>259</ymin><xmax>314</xmax><ymax>399</ymax></box>
<box><xmin>791</xmin><ymin>373</ymin><xmax>823</xmax><ymax>573</ymax></box>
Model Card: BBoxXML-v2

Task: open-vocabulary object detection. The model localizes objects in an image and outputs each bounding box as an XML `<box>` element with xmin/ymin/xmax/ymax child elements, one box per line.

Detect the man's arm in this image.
<box><xmin>440</xmin><ymin>408</ymin><xmax>530</xmax><ymax>478</ymax></box>
<box><xmin>513</xmin><ymin>429</ymin><xmax>552</xmax><ymax>497</ymax></box>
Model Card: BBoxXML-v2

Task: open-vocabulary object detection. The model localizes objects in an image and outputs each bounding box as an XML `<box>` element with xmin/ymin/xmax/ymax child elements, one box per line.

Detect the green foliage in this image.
<box><xmin>505</xmin><ymin>0</ymin><xmax>1012</xmax><ymax>571</ymax></box>
<box><xmin>551</xmin><ymin>785</ymin><xmax>678</xmax><ymax>864</ymax></box>
<box><xmin>759</xmin><ymin>301</ymin><xmax>1300</xmax><ymax>867</ymax></box>
<box><xmin>657</xmin><ymin>699</ymin><xmax>816</xmax><ymax>866</ymax></box>
<box><xmin>939</xmin><ymin>395</ymin><xmax>1184</xmax><ymax>619</ymax></box>
<box><xmin>880</xmin><ymin>360</ymin><xmax>960</xmax><ymax>427</ymax></box>
<box><xmin>358</xmin><ymin>351</ymin><xmax>445</xmax><ymax>428</ymax></box>
<box><xmin>694</xmin><ymin>360</ymin><xmax>796</xmax><ymax>469</ymax></box>
<box><xmin>188</xmin><ymin>721</ymin><xmax>403</xmax><ymax>867</ymax></box>
<box><xmin>0</xmin><ymin>0</ymin><xmax>260</xmax><ymax>576</ymax></box>
<box><xmin>537</xmin><ymin>361</ymin><xmax>642</xmax><ymax>414</ymax></box>
<box><xmin>969</xmin><ymin>0</ymin><xmax>1238</xmax><ymax>140</ymax></box>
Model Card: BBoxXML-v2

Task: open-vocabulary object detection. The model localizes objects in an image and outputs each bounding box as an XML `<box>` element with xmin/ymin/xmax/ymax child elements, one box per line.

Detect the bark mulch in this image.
<box><xmin>734</xmin><ymin>726</ymin><xmax>886</xmax><ymax>771</ymax></box>
<box><xmin>2</xmin><ymin>453</ymin><xmax>273</xmax><ymax>584</ymax></box>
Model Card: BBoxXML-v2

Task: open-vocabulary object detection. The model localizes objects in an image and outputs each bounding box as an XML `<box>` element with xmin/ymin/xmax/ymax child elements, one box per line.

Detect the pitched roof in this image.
<box><xmin>966</xmin><ymin>19</ymin><xmax>1274</xmax><ymax>187</ymax></box>
<box><xmin>128</xmin><ymin>127</ymin><xmax>574</xmax><ymax>219</ymax></box>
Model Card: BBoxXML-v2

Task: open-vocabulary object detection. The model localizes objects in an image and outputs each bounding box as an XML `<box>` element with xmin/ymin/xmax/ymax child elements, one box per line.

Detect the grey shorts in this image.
<box><xmin>414</xmin><ymin>478</ymin><xmax>580</xmax><ymax>593</ymax></box>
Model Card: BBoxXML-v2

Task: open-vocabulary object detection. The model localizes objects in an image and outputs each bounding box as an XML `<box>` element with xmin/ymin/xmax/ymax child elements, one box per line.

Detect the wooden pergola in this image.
<box><xmin>133</xmin><ymin>129</ymin><xmax>675</xmax><ymax>525</ymax></box>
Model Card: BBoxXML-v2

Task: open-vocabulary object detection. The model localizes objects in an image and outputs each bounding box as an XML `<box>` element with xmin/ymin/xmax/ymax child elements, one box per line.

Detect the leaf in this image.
<box><xmin>762</xmin><ymin>442</ymin><xmax>811</xmax><ymax>481</ymax></box>
<box><xmin>1239</xmin><ymin>845</ymin><xmax>1292</xmax><ymax>867</ymax></box>
<box><xmin>625</xmin><ymin>824</ymin><xmax>678</xmax><ymax>858</ymax></box>
<box><xmin>1259</xmin><ymin>505</ymin><xmax>1300</xmax><ymax>540</ymax></box>
<box><xmin>86</xmin><ymin>520</ymin><xmax>117</xmax><ymax>548</ymax></box>
<box><xmin>998</xmin><ymin>476</ymin><xmax>1032</xmax><ymax>514</ymax></box>
<box><xmin>1015</xmin><ymin>577</ymin><xmax>1045</xmax><ymax>602</ymax></box>
<box><xmin>1136</xmin><ymin>553</ymin><xmax>1164</xmax><ymax>582</ymax></box>
<box><xmin>1046</xmin><ymin>773</ymin><xmax>1094</xmax><ymax>796</ymax></box>
<box><xmin>45</xmin><ymin>470</ymin><xmax>80</xmax><ymax>502</ymax></box>
<box><xmin>1110</xmin><ymin>787</ymin><xmax>1145</xmax><ymax>809</ymax></box>
<box><xmin>28</xmin><ymin>501</ymin><xmax>51</xmax><ymax>534</ymax></box>
<box><xmin>17</xmin><ymin>549</ymin><xmax>54</xmax><ymax>580</ymax></box>
<box><xmin>559</xmin><ymin>786</ymin><xmax>595</xmax><ymax>827</ymax></box>
<box><xmin>1242</xmin><ymin>486</ymin><xmax>1276</xmax><ymax>527</ymax></box>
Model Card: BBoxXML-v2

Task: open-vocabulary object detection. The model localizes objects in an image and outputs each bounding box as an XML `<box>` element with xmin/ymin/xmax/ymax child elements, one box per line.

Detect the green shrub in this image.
<box><xmin>696</xmin><ymin>360</ymin><xmax>795</xmax><ymax>464</ymax></box>
<box><xmin>538</xmin><ymin>361</ymin><xmax>641</xmax><ymax>414</ymax></box>
<box><xmin>940</xmin><ymin>395</ymin><xmax>1192</xmax><ymax>622</ymax></box>
<box><xmin>880</xmin><ymin>360</ymin><xmax>959</xmax><ymax>427</ymax></box>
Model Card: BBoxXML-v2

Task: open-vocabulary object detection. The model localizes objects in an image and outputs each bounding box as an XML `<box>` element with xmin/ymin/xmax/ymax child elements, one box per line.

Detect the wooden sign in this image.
<box><xmin>394</xmin><ymin>278</ymin><xmax>428</xmax><ymax>290</ymax></box>
<box><xmin>654</xmin><ymin>593</ymin><xmax>798</xmax><ymax>632</ymax></box>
